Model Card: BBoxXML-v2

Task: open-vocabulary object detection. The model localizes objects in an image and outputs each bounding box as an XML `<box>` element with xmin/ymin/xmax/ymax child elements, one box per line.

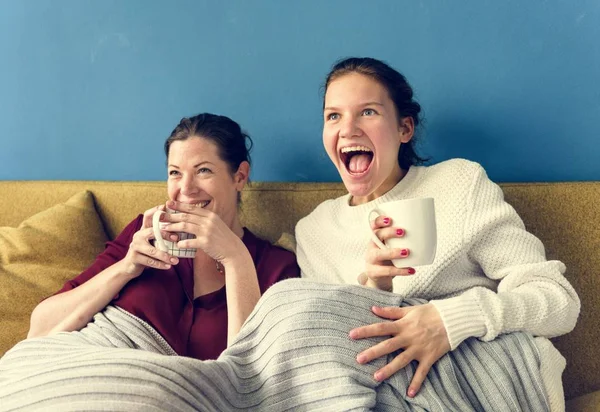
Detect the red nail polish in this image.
<box><xmin>383</xmin><ymin>217</ymin><xmax>390</xmax><ymax>225</ymax></box>
<box><xmin>400</xmin><ymin>249</ymin><xmax>408</xmax><ymax>256</ymax></box>
<box><xmin>408</xmin><ymin>268</ymin><xmax>416</xmax><ymax>274</ymax></box>
<box><xmin>396</xmin><ymin>228</ymin><xmax>404</xmax><ymax>236</ymax></box>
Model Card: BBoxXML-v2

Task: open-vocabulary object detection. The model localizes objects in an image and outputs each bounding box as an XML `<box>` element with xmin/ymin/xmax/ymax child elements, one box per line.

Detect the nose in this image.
<box><xmin>179</xmin><ymin>174</ymin><xmax>197</xmax><ymax>196</ymax></box>
<box><xmin>339</xmin><ymin>115</ymin><xmax>361</xmax><ymax>139</ymax></box>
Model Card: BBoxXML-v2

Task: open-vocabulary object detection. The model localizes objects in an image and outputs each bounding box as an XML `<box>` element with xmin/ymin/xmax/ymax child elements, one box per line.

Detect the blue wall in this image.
<box><xmin>1</xmin><ymin>0</ymin><xmax>598</xmax><ymax>182</ymax></box>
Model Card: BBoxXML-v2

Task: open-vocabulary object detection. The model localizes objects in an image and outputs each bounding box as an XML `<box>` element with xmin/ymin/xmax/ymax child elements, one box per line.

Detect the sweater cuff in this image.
<box><xmin>430</xmin><ymin>295</ymin><xmax>487</xmax><ymax>350</ymax></box>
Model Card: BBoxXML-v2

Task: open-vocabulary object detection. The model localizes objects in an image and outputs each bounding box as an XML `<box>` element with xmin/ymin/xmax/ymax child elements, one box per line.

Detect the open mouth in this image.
<box><xmin>184</xmin><ymin>200</ymin><xmax>210</xmax><ymax>208</ymax></box>
<box><xmin>340</xmin><ymin>146</ymin><xmax>373</xmax><ymax>175</ymax></box>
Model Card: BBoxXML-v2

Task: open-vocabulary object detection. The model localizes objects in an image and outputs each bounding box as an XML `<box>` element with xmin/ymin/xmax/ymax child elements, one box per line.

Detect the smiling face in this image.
<box><xmin>167</xmin><ymin>136</ymin><xmax>248</xmax><ymax>232</ymax></box>
<box><xmin>323</xmin><ymin>72</ymin><xmax>414</xmax><ymax>205</ymax></box>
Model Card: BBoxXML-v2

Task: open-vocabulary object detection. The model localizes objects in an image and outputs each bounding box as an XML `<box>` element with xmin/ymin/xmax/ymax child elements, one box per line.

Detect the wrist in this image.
<box><xmin>113</xmin><ymin>259</ymin><xmax>140</xmax><ymax>282</ymax></box>
<box><xmin>430</xmin><ymin>296</ymin><xmax>487</xmax><ymax>350</ymax></box>
<box><xmin>220</xmin><ymin>237</ymin><xmax>251</xmax><ymax>268</ymax></box>
<box><xmin>222</xmin><ymin>252</ymin><xmax>253</xmax><ymax>273</ymax></box>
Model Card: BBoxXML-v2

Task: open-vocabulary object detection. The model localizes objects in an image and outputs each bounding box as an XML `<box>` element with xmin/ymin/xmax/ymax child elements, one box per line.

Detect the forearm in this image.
<box><xmin>28</xmin><ymin>260</ymin><xmax>134</xmax><ymax>338</ymax></box>
<box><xmin>431</xmin><ymin>266</ymin><xmax>580</xmax><ymax>350</ymax></box>
<box><xmin>446</xmin><ymin>165</ymin><xmax>581</xmax><ymax>347</ymax></box>
<box><xmin>223</xmin><ymin>252</ymin><xmax>261</xmax><ymax>346</ymax></box>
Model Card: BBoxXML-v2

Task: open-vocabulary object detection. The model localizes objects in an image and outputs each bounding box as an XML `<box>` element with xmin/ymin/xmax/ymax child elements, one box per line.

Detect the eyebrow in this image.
<box><xmin>324</xmin><ymin>101</ymin><xmax>385</xmax><ymax>111</ymax></box>
<box><xmin>168</xmin><ymin>161</ymin><xmax>215</xmax><ymax>169</ymax></box>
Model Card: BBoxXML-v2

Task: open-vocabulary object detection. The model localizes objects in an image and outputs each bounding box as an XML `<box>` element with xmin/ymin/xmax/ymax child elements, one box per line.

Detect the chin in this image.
<box><xmin>341</xmin><ymin>179</ymin><xmax>376</xmax><ymax>202</ymax></box>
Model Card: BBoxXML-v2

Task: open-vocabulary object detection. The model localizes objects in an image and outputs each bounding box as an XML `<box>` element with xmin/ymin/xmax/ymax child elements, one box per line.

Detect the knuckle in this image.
<box><xmin>382</xmin><ymin>339</ymin><xmax>396</xmax><ymax>353</ymax></box>
<box><xmin>381</xmin><ymin>227</ymin><xmax>395</xmax><ymax>241</ymax></box>
<box><xmin>364</xmin><ymin>269</ymin><xmax>376</xmax><ymax>279</ymax></box>
<box><xmin>365</xmin><ymin>249</ymin><xmax>377</xmax><ymax>263</ymax></box>
<box><xmin>370</xmin><ymin>219</ymin><xmax>379</xmax><ymax>230</ymax></box>
<box><xmin>395</xmin><ymin>352</ymin><xmax>410</xmax><ymax>367</ymax></box>
<box><xmin>371</xmin><ymin>270</ymin><xmax>387</xmax><ymax>280</ymax></box>
<box><xmin>147</xmin><ymin>258</ymin><xmax>156</xmax><ymax>266</ymax></box>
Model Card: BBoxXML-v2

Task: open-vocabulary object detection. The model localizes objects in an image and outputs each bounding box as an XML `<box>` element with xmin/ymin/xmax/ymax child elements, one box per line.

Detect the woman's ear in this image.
<box><xmin>234</xmin><ymin>161</ymin><xmax>250</xmax><ymax>191</ymax></box>
<box><xmin>398</xmin><ymin>117</ymin><xmax>415</xmax><ymax>143</ymax></box>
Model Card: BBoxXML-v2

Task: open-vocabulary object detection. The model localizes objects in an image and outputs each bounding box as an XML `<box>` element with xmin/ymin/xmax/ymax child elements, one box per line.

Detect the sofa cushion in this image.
<box><xmin>274</xmin><ymin>232</ymin><xmax>296</xmax><ymax>253</ymax></box>
<box><xmin>0</xmin><ymin>191</ymin><xmax>108</xmax><ymax>355</ymax></box>
<box><xmin>565</xmin><ymin>389</ymin><xmax>600</xmax><ymax>412</ymax></box>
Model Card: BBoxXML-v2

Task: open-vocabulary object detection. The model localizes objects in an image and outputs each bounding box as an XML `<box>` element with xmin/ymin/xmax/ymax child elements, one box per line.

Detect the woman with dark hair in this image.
<box><xmin>295</xmin><ymin>57</ymin><xmax>580</xmax><ymax>410</ymax></box>
<box><xmin>26</xmin><ymin>112</ymin><xmax>299</xmax><ymax>358</ymax></box>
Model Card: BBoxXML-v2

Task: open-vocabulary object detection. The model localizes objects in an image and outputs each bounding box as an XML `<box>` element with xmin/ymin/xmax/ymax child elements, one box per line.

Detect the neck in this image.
<box><xmin>350</xmin><ymin>166</ymin><xmax>407</xmax><ymax>206</ymax></box>
<box><xmin>230</xmin><ymin>218</ymin><xmax>244</xmax><ymax>238</ymax></box>
<box><xmin>192</xmin><ymin>251</ymin><xmax>226</xmax><ymax>297</ymax></box>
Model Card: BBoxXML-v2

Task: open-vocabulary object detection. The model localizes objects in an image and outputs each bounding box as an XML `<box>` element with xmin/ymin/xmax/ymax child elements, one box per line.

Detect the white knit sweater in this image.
<box><xmin>296</xmin><ymin>158</ymin><xmax>580</xmax><ymax>409</ymax></box>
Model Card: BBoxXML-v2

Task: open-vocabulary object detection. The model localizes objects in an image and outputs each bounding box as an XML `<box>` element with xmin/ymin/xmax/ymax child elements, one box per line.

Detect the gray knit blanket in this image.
<box><xmin>0</xmin><ymin>279</ymin><xmax>549</xmax><ymax>411</ymax></box>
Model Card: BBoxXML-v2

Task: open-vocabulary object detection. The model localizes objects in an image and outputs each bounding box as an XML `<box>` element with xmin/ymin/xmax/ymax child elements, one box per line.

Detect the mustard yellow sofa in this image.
<box><xmin>1</xmin><ymin>180</ymin><xmax>598</xmax><ymax>410</ymax></box>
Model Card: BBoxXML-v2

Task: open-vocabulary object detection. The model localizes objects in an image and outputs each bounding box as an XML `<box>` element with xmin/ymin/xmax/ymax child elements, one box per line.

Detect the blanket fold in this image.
<box><xmin>0</xmin><ymin>279</ymin><xmax>549</xmax><ymax>411</ymax></box>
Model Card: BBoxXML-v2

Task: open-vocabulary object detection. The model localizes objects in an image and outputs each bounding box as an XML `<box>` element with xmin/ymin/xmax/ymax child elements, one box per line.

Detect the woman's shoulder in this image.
<box><xmin>297</xmin><ymin>194</ymin><xmax>346</xmax><ymax>229</ymax></box>
<box><xmin>413</xmin><ymin>158</ymin><xmax>488</xmax><ymax>189</ymax></box>
<box><xmin>422</xmin><ymin>158</ymin><xmax>485</xmax><ymax>176</ymax></box>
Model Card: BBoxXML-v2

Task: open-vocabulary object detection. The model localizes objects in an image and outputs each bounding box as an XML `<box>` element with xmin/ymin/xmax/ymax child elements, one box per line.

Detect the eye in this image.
<box><xmin>168</xmin><ymin>170</ymin><xmax>180</xmax><ymax>177</ymax></box>
<box><xmin>362</xmin><ymin>108</ymin><xmax>377</xmax><ymax>116</ymax></box>
<box><xmin>197</xmin><ymin>167</ymin><xmax>212</xmax><ymax>174</ymax></box>
<box><xmin>326</xmin><ymin>112</ymin><xmax>340</xmax><ymax>121</ymax></box>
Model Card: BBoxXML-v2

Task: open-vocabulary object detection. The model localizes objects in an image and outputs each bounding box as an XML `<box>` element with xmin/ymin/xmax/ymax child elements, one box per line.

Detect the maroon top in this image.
<box><xmin>55</xmin><ymin>215</ymin><xmax>300</xmax><ymax>360</ymax></box>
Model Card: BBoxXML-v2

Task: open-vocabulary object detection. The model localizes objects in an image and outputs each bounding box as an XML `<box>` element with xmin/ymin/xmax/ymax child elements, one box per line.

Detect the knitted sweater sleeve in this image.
<box><xmin>430</xmin><ymin>165</ymin><xmax>580</xmax><ymax>350</ymax></box>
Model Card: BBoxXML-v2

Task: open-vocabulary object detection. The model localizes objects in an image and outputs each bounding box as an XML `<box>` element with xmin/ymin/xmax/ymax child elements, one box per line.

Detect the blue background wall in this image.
<box><xmin>1</xmin><ymin>0</ymin><xmax>598</xmax><ymax>182</ymax></box>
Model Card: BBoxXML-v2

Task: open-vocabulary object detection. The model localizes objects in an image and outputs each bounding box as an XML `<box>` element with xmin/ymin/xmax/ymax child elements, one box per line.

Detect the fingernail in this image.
<box><xmin>407</xmin><ymin>388</ymin><xmax>416</xmax><ymax>398</ymax></box>
<box><xmin>408</xmin><ymin>268</ymin><xmax>416</xmax><ymax>274</ymax></box>
<box><xmin>168</xmin><ymin>200</ymin><xmax>175</xmax><ymax>206</ymax></box>
<box><xmin>357</xmin><ymin>354</ymin><xmax>367</xmax><ymax>363</ymax></box>
<box><xmin>396</xmin><ymin>228</ymin><xmax>404</xmax><ymax>236</ymax></box>
<box><xmin>383</xmin><ymin>217</ymin><xmax>390</xmax><ymax>225</ymax></box>
<box><xmin>348</xmin><ymin>330</ymin><xmax>358</xmax><ymax>339</ymax></box>
<box><xmin>400</xmin><ymin>249</ymin><xmax>409</xmax><ymax>257</ymax></box>
<box><xmin>170</xmin><ymin>257</ymin><xmax>178</xmax><ymax>264</ymax></box>
<box><xmin>374</xmin><ymin>372</ymin><xmax>384</xmax><ymax>381</ymax></box>
<box><xmin>170</xmin><ymin>234</ymin><xmax>178</xmax><ymax>241</ymax></box>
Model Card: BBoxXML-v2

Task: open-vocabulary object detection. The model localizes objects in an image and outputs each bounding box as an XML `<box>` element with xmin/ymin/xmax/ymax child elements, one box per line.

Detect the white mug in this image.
<box><xmin>367</xmin><ymin>197</ymin><xmax>437</xmax><ymax>268</ymax></box>
<box><xmin>152</xmin><ymin>208</ymin><xmax>197</xmax><ymax>258</ymax></box>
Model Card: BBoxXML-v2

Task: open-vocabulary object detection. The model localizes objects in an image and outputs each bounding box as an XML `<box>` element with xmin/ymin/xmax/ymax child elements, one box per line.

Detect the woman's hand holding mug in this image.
<box><xmin>361</xmin><ymin>197</ymin><xmax>437</xmax><ymax>291</ymax></box>
<box><xmin>120</xmin><ymin>205</ymin><xmax>180</xmax><ymax>279</ymax></box>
